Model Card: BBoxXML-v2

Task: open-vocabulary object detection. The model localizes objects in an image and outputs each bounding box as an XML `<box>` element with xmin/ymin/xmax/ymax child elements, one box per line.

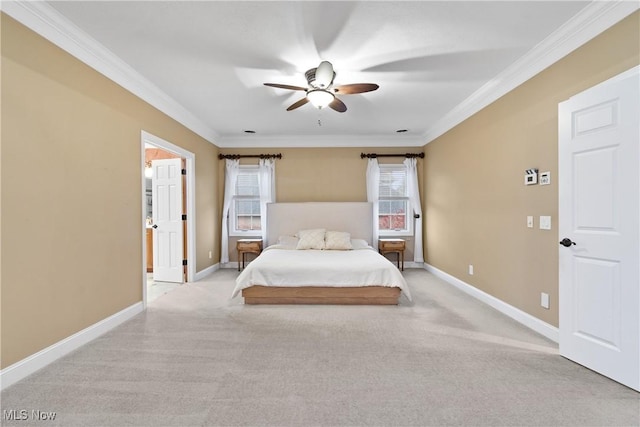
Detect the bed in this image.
<box><xmin>232</xmin><ymin>202</ymin><xmax>411</xmax><ymax>305</ymax></box>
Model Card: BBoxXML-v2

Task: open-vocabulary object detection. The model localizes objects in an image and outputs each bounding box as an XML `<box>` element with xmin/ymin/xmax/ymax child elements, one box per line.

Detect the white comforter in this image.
<box><xmin>232</xmin><ymin>246</ymin><xmax>411</xmax><ymax>301</ymax></box>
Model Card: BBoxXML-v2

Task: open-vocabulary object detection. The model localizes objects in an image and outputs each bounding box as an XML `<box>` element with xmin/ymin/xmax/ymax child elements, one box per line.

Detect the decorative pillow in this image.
<box><xmin>325</xmin><ymin>231</ymin><xmax>353</xmax><ymax>250</ymax></box>
<box><xmin>278</xmin><ymin>235</ymin><xmax>299</xmax><ymax>249</ymax></box>
<box><xmin>296</xmin><ymin>229</ymin><xmax>326</xmax><ymax>250</ymax></box>
<box><xmin>350</xmin><ymin>239</ymin><xmax>371</xmax><ymax>250</ymax></box>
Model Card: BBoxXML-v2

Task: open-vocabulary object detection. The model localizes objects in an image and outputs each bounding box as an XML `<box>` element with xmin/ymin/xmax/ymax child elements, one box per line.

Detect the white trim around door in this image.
<box><xmin>141</xmin><ymin>131</ymin><xmax>196</xmax><ymax>308</ymax></box>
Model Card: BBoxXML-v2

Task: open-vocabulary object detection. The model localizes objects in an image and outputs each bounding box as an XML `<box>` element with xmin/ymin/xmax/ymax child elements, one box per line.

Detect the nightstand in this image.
<box><xmin>378</xmin><ymin>239</ymin><xmax>405</xmax><ymax>271</ymax></box>
<box><xmin>237</xmin><ymin>239</ymin><xmax>263</xmax><ymax>271</ymax></box>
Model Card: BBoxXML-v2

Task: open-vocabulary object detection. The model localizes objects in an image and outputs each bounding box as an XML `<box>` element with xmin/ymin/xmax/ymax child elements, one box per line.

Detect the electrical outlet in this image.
<box><xmin>541</xmin><ymin>292</ymin><xmax>550</xmax><ymax>309</ymax></box>
<box><xmin>468</xmin><ymin>264</ymin><xmax>474</xmax><ymax>275</ymax></box>
<box><xmin>527</xmin><ymin>216</ymin><xmax>533</xmax><ymax>228</ymax></box>
<box><xmin>208</xmin><ymin>251</ymin><xmax>212</xmax><ymax>259</ymax></box>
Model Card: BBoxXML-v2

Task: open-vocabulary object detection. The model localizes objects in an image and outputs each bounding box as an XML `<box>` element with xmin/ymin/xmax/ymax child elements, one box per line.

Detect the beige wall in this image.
<box><xmin>423</xmin><ymin>12</ymin><xmax>639</xmax><ymax>327</ymax></box>
<box><xmin>219</xmin><ymin>147</ymin><xmax>424</xmax><ymax>262</ymax></box>
<box><xmin>3</xmin><ymin>6</ymin><xmax>636</xmax><ymax>371</ymax></box>
<box><xmin>1</xmin><ymin>15</ymin><xmax>221</xmax><ymax>368</ymax></box>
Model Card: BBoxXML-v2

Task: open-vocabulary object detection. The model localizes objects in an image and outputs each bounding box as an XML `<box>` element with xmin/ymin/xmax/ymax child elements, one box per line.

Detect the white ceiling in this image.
<box><xmin>29</xmin><ymin>1</ymin><xmax>613</xmax><ymax>147</ymax></box>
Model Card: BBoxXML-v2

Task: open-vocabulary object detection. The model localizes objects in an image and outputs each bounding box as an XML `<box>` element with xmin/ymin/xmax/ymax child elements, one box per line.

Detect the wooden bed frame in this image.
<box><xmin>240</xmin><ymin>202</ymin><xmax>403</xmax><ymax>305</ymax></box>
<box><xmin>242</xmin><ymin>286</ymin><xmax>401</xmax><ymax>305</ymax></box>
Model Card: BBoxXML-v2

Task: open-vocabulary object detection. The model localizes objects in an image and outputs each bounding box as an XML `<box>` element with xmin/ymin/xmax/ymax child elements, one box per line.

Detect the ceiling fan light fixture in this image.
<box><xmin>315</xmin><ymin>61</ymin><xmax>334</xmax><ymax>88</ymax></box>
<box><xmin>264</xmin><ymin>60</ymin><xmax>378</xmax><ymax>113</ymax></box>
<box><xmin>306</xmin><ymin>89</ymin><xmax>334</xmax><ymax>109</ymax></box>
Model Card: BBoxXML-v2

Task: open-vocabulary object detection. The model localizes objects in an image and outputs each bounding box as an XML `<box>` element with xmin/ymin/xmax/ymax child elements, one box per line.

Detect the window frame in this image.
<box><xmin>229</xmin><ymin>165</ymin><xmax>262</xmax><ymax>237</ymax></box>
<box><xmin>378</xmin><ymin>164</ymin><xmax>413</xmax><ymax>237</ymax></box>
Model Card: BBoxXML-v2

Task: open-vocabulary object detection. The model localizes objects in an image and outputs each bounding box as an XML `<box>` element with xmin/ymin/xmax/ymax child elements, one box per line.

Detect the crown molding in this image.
<box><xmin>1</xmin><ymin>0</ymin><xmax>220</xmax><ymax>145</ymax></box>
<box><xmin>217</xmin><ymin>134</ymin><xmax>425</xmax><ymax>148</ymax></box>
<box><xmin>422</xmin><ymin>0</ymin><xmax>640</xmax><ymax>145</ymax></box>
<box><xmin>3</xmin><ymin>1</ymin><xmax>636</xmax><ymax>149</ymax></box>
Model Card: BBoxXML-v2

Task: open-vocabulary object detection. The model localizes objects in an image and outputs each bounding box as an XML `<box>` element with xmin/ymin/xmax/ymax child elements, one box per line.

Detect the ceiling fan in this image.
<box><xmin>264</xmin><ymin>61</ymin><xmax>379</xmax><ymax>113</ymax></box>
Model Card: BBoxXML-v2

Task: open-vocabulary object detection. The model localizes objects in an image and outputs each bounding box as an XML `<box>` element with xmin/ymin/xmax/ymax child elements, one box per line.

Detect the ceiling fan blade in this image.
<box><xmin>334</xmin><ymin>83</ymin><xmax>379</xmax><ymax>95</ymax></box>
<box><xmin>315</xmin><ymin>61</ymin><xmax>334</xmax><ymax>88</ymax></box>
<box><xmin>328</xmin><ymin>97</ymin><xmax>347</xmax><ymax>113</ymax></box>
<box><xmin>264</xmin><ymin>83</ymin><xmax>308</xmax><ymax>92</ymax></box>
<box><xmin>286</xmin><ymin>97</ymin><xmax>310</xmax><ymax>111</ymax></box>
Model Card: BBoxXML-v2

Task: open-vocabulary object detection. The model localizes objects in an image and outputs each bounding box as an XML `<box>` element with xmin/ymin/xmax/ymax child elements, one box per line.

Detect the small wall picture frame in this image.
<box><xmin>525</xmin><ymin>168</ymin><xmax>538</xmax><ymax>185</ymax></box>
<box><xmin>539</xmin><ymin>171</ymin><xmax>551</xmax><ymax>185</ymax></box>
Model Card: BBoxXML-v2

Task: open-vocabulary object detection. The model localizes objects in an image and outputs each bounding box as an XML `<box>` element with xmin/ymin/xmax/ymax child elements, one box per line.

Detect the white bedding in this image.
<box><xmin>232</xmin><ymin>246</ymin><xmax>411</xmax><ymax>301</ymax></box>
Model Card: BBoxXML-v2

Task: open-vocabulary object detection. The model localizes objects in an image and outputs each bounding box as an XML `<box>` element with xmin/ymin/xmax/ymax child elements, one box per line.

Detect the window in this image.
<box><xmin>230</xmin><ymin>166</ymin><xmax>261</xmax><ymax>235</ymax></box>
<box><xmin>378</xmin><ymin>165</ymin><xmax>412</xmax><ymax>235</ymax></box>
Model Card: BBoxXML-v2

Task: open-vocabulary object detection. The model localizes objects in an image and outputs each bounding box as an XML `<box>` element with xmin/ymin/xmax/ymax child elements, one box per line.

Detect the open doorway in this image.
<box><xmin>141</xmin><ymin>131</ymin><xmax>196</xmax><ymax>307</ymax></box>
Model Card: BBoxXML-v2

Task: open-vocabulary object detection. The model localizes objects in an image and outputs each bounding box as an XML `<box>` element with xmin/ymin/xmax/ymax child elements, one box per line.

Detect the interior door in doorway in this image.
<box><xmin>558</xmin><ymin>66</ymin><xmax>639</xmax><ymax>391</ymax></box>
<box><xmin>152</xmin><ymin>158</ymin><xmax>184</xmax><ymax>283</ymax></box>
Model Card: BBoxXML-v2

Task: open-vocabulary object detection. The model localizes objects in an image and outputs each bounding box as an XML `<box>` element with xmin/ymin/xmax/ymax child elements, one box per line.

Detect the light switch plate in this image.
<box><xmin>540</xmin><ymin>215</ymin><xmax>551</xmax><ymax>230</ymax></box>
<box><xmin>527</xmin><ymin>216</ymin><xmax>533</xmax><ymax>228</ymax></box>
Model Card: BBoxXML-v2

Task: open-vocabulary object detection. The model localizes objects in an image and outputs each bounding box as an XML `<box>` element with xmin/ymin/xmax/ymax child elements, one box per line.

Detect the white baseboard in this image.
<box><xmin>194</xmin><ymin>263</ymin><xmax>220</xmax><ymax>281</ymax></box>
<box><xmin>404</xmin><ymin>261</ymin><xmax>425</xmax><ymax>269</ymax></box>
<box><xmin>220</xmin><ymin>262</ymin><xmax>239</xmax><ymax>269</ymax></box>
<box><xmin>0</xmin><ymin>302</ymin><xmax>144</xmax><ymax>391</ymax></box>
<box><xmin>424</xmin><ymin>264</ymin><xmax>559</xmax><ymax>343</ymax></box>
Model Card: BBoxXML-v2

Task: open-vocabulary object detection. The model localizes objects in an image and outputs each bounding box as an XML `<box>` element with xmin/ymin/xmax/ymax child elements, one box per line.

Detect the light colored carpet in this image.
<box><xmin>1</xmin><ymin>269</ymin><xmax>638</xmax><ymax>426</ymax></box>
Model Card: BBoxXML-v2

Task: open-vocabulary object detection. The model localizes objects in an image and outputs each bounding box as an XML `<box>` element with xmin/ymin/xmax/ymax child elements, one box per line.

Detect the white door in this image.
<box><xmin>152</xmin><ymin>158</ymin><xmax>184</xmax><ymax>283</ymax></box>
<box><xmin>558</xmin><ymin>66</ymin><xmax>639</xmax><ymax>391</ymax></box>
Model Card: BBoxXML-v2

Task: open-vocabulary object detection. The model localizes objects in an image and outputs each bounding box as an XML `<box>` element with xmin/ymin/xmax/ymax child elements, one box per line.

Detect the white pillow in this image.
<box><xmin>278</xmin><ymin>235</ymin><xmax>299</xmax><ymax>249</ymax></box>
<box><xmin>325</xmin><ymin>231</ymin><xmax>352</xmax><ymax>250</ymax></box>
<box><xmin>350</xmin><ymin>239</ymin><xmax>371</xmax><ymax>250</ymax></box>
<box><xmin>296</xmin><ymin>229</ymin><xmax>326</xmax><ymax>250</ymax></box>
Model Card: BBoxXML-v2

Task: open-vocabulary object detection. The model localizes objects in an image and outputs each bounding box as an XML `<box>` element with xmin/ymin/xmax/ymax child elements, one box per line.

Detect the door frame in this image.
<box><xmin>140</xmin><ymin>130</ymin><xmax>196</xmax><ymax>307</ymax></box>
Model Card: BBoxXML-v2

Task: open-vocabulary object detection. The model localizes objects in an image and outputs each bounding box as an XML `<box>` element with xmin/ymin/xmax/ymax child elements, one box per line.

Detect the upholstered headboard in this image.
<box><xmin>266</xmin><ymin>202</ymin><xmax>373</xmax><ymax>247</ymax></box>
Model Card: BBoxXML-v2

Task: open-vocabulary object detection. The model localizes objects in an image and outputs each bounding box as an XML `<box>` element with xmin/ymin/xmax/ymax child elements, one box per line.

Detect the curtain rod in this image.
<box><xmin>218</xmin><ymin>153</ymin><xmax>282</xmax><ymax>160</ymax></box>
<box><xmin>360</xmin><ymin>152</ymin><xmax>424</xmax><ymax>159</ymax></box>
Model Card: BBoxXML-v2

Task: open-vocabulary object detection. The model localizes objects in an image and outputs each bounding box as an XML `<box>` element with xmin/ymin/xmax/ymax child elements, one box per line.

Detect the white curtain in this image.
<box><xmin>221</xmin><ymin>159</ymin><xmax>240</xmax><ymax>263</ymax></box>
<box><xmin>258</xmin><ymin>158</ymin><xmax>276</xmax><ymax>243</ymax></box>
<box><xmin>404</xmin><ymin>157</ymin><xmax>424</xmax><ymax>263</ymax></box>
<box><xmin>366</xmin><ymin>158</ymin><xmax>380</xmax><ymax>247</ymax></box>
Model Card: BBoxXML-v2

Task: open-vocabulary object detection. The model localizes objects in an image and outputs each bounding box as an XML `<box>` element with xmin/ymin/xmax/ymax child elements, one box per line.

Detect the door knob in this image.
<box><xmin>559</xmin><ymin>238</ymin><xmax>576</xmax><ymax>247</ymax></box>
<box><xmin>152</xmin><ymin>224</ymin><xmax>158</xmax><ymax>229</ymax></box>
